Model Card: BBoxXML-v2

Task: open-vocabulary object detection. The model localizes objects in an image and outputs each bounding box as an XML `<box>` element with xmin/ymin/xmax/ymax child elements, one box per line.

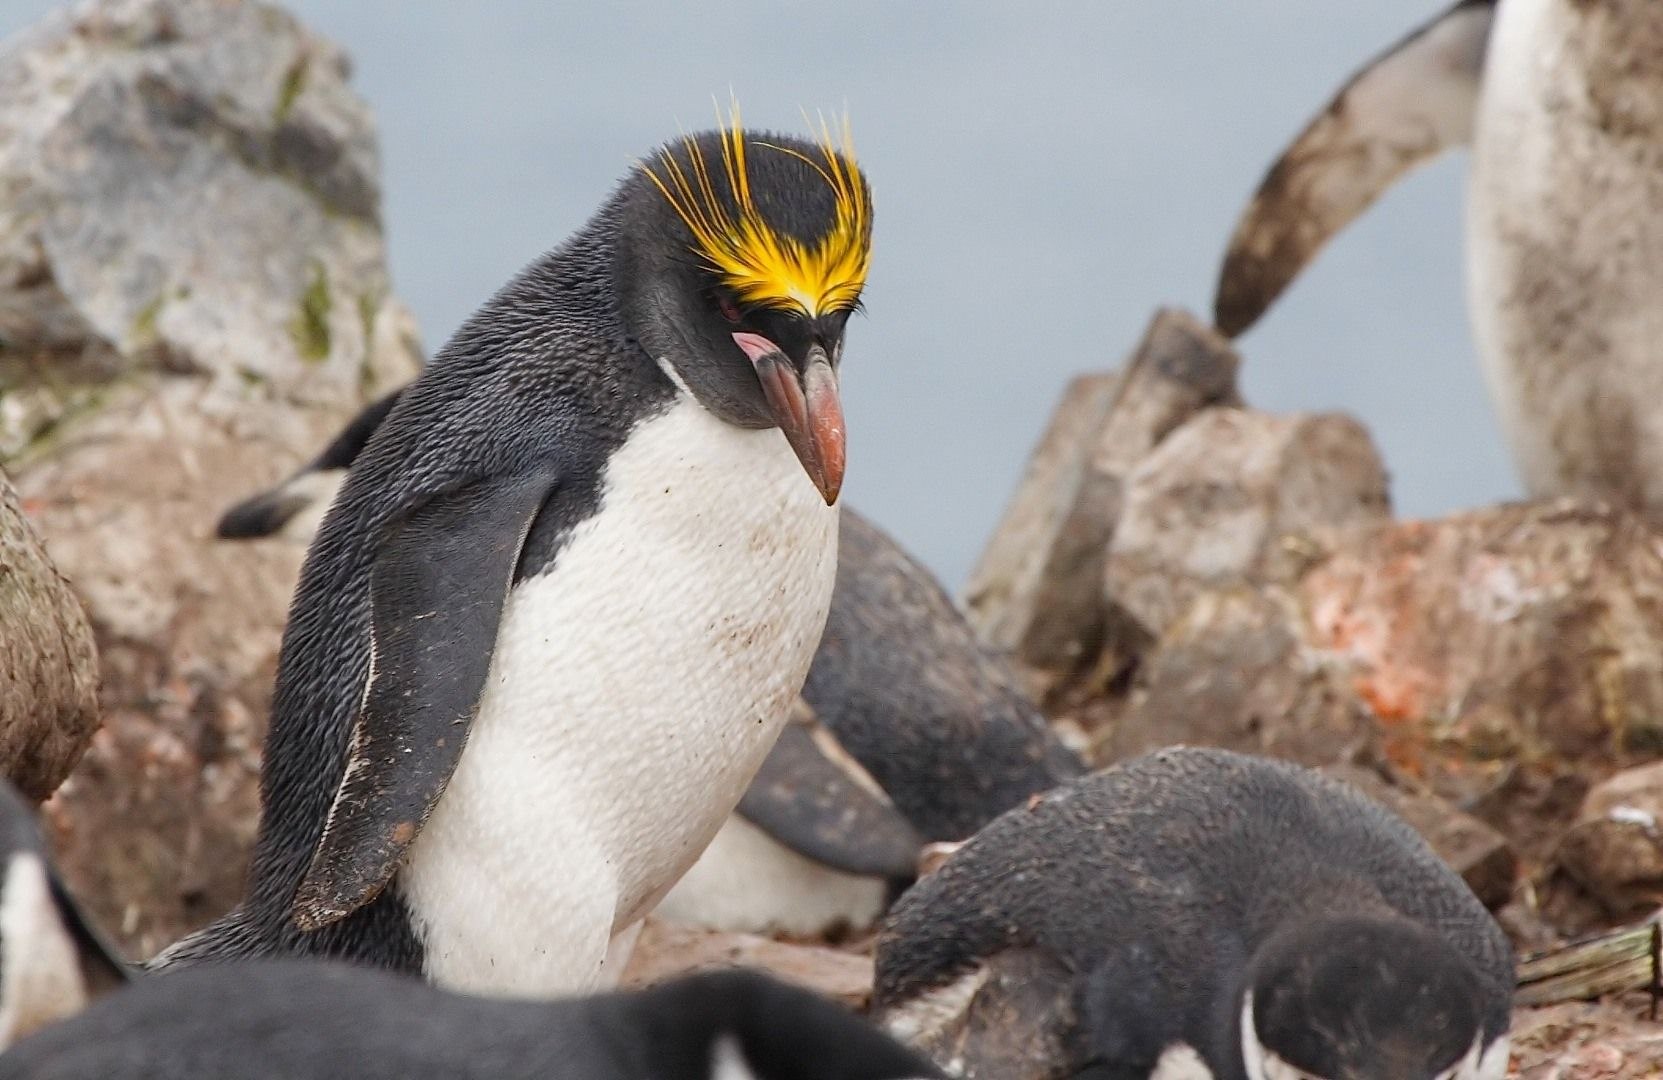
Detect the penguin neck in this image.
<box><xmin>440</xmin><ymin>191</ymin><xmax>643</xmax><ymax>379</ymax></box>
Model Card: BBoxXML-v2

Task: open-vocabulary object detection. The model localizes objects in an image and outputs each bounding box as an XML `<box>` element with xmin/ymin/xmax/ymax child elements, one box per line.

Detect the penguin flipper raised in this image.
<box><xmin>290</xmin><ymin>468</ymin><xmax>556</xmax><ymax>930</ymax></box>
<box><xmin>737</xmin><ymin>709</ymin><xmax>925</xmax><ymax>881</ymax></box>
<box><xmin>1214</xmin><ymin>0</ymin><xmax>1495</xmax><ymax>337</ymax></box>
<box><xmin>215</xmin><ymin>388</ymin><xmax>407</xmax><ymax>540</ymax></box>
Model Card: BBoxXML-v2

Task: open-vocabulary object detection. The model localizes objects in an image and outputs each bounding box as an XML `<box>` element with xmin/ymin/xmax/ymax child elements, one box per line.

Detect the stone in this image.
<box><xmin>1555</xmin><ymin>762</ymin><xmax>1663</xmax><ymax>917</ymax></box>
<box><xmin>1104</xmin><ymin>408</ymin><xmax>1390</xmax><ymax>640</ymax></box>
<box><xmin>1</xmin><ymin>0</ymin><xmax>422</xmax><ymax>957</ymax></box>
<box><xmin>1100</xmin><ymin>587</ymin><xmax>1376</xmax><ymax>768</ymax></box>
<box><xmin>0</xmin><ymin>470</ymin><xmax>98</xmax><ymax>801</ymax></box>
<box><xmin>963</xmin><ymin>308</ymin><xmax>1240</xmax><ymax>676</ymax></box>
<box><xmin>1084</xmin><ymin>497</ymin><xmax>1663</xmax><ymax>935</ymax></box>
<box><xmin>1299</xmin><ymin>500</ymin><xmax>1663</xmax><ymax>776</ymax></box>
<box><xmin>621</xmin><ymin>918</ymin><xmax>876</xmax><ymax>1011</ymax></box>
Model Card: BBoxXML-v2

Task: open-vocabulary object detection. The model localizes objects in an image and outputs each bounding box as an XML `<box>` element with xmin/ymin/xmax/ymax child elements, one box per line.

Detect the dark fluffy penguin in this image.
<box><xmin>0</xmin><ymin>966</ymin><xmax>941</xmax><ymax>1080</ymax></box>
<box><xmin>874</xmin><ymin>748</ymin><xmax>1514</xmax><ymax>1080</ymax></box>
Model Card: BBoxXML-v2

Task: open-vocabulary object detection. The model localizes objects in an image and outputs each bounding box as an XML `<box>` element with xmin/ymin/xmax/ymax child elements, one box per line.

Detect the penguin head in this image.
<box><xmin>0</xmin><ymin>780</ymin><xmax>128</xmax><ymax>1050</ymax></box>
<box><xmin>625</xmin><ymin>969</ymin><xmax>940</xmax><ymax>1080</ymax></box>
<box><xmin>1239</xmin><ymin>917</ymin><xmax>1499</xmax><ymax>1080</ymax></box>
<box><xmin>617</xmin><ymin>110</ymin><xmax>872</xmax><ymax>505</ymax></box>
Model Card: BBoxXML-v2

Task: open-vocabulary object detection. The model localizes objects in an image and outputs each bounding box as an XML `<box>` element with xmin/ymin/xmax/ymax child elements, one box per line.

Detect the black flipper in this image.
<box><xmin>216</xmin><ymin>389</ymin><xmax>407</xmax><ymax>540</ymax></box>
<box><xmin>1214</xmin><ymin>0</ymin><xmax>1495</xmax><ymax>337</ymax></box>
<box><xmin>47</xmin><ymin>875</ymin><xmax>132</xmax><ymax>995</ymax></box>
<box><xmin>291</xmin><ymin>468</ymin><xmax>555</xmax><ymax>930</ymax></box>
<box><xmin>737</xmin><ymin>710</ymin><xmax>924</xmax><ymax>881</ymax></box>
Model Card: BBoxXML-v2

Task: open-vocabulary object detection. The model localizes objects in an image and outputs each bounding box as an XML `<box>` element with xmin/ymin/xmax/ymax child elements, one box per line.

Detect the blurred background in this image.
<box><xmin>4</xmin><ymin>0</ymin><xmax>1505</xmax><ymax>585</ymax></box>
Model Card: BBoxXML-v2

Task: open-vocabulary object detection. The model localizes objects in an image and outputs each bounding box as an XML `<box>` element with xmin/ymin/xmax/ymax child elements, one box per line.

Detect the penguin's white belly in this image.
<box><xmin>655</xmin><ymin>814</ymin><xmax>888</xmax><ymax>937</ymax></box>
<box><xmin>398</xmin><ymin>396</ymin><xmax>838</xmax><ymax>996</ymax></box>
<box><xmin>1467</xmin><ymin>0</ymin><xmax>1663</xmax><ymax>512</ymax></box>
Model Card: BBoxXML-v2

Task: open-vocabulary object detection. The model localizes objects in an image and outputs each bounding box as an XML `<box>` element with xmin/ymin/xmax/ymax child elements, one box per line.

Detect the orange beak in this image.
<box><xmin>733</xmin><ymin>333</ymin><xmax>846</xmax><ymax>505</ymax></box>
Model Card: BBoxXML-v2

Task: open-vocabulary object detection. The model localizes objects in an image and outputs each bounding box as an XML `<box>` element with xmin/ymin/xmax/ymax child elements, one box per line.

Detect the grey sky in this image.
<box><xmin>6</xmin><ymin>1</ymin><xmax>1515</xmax><ymax>586</ymax></box>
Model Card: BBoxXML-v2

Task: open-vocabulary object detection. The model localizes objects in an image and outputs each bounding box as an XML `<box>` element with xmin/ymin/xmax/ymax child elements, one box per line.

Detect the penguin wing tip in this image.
<box><xmin>289</xmin><ymin>869</ymin><xmax>375</xmax><ymax>933</ymax></box>
<box><xmin>215</xmin><ymin>492</ymin><xmax>302</xmax><ymax>540</ymax></box>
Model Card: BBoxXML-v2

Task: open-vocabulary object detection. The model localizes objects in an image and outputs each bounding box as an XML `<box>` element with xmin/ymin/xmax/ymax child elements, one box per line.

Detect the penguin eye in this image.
<box><xmin>715</xmin><ymin>293</ymin><xmax>744</xmax><ymax>325</ymax></box>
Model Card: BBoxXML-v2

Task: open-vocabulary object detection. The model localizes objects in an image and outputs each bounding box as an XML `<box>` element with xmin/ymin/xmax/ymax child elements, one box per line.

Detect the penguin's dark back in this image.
<box><xmin>0</xmin><ymin>963</ymin><xmax>943</xmax><ymax>1080</ymax></box>
<box><xmin>874</xmin><ymin>747</ymin><xmax>1513</xmax><ymax>1035</ymax></box>
<box><xmin>204</xmin><ymin>195</ymin><xmax>672</xmax><ymax>960</ymax></box>
<box><xmin>805</xmin><ymin>511</ymin><xmax>1083</xmax><ymax>840</ymax></box>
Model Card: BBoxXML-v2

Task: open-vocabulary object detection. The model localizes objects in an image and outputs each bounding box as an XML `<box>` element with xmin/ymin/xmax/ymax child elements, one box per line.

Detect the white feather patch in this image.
<box><xmin>881</xmin><ymin>966</ymin><xmax>989</xmax><ymax>1048</ymax></box>
<box><xmin>0</xmin><ymin>854</ymin><xmax>88</xmax><ymax>1050</ymax></box>
<box><xmin>398</xmin><ymin>394</ymin><xmax>838</xmax><ymax>997</ymax></box>
<box><xmin>1150</xmin><ymin>1043</ymin><xmax>1216</xmax><ymax>1080</ymax></box>
<box><xmin>655</xmin><ymin>814</ymin><xmax>887</xmax><ymax>937</ymax></box>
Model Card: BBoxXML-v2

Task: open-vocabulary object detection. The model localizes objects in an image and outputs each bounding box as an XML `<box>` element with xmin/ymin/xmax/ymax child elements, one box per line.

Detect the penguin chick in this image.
<box><xmin>217</xmin><ymin>405</ymin><xmax>1083</xmax><ymax>940</ymax></box>
<box><xmin>0</xmin><ymin>780</ymin><xmax>129</xmax><ymax>1050</ymax></box>
<box><xmin>160</xmin><ymin>113</ymin><xmax>872</xmax><ymax>996</ymax></box>
<box><xmin>873</xmin><ymin>748</ymin><xmax>1514</xmax><ymax>1080</ymax></box>
<box><xmin>0</xmin><ymin>965</ymin><xmax>942</xmax><ymax>1080</ymax></box>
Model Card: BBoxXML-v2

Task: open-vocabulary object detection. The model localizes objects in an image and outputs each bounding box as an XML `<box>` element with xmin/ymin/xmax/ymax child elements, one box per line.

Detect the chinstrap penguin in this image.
<box><xmin>0</xmin><ymin>779</ymin><xmax>129</xmax><ymax>1051</ymax></box>
<box><xmin>1216</xmin><ymin>0</ymin><xmax>1663</xmax><ymax>519</ymax></box>
<box><xmin>873</xmin><ymin>748</ymin><xmax>1514</xmax><ymax>1080</ymax></box>
<box><xmin>161</xmin><ymin>113</ymin><xmax>872</xmax><ymax>996</ymax></box>
<box><xmin>0</xmin><ymin>965</ymin><xmax>941</xmax><ymax>1080</ymax></box>
<box><xmin>218</xmin><ymin>410</ymin><xmax>1083</xmax><ymax>939</ymax></box>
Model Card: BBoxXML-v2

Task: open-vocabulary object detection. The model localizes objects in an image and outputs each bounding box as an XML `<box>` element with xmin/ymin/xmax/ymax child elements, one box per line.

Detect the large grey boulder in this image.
<box><xmin>961</xmin><ymin>309</ymin><xmax>1240</xmax><ymax>681</ymax></box>
<box><xmin>0</xmin><ymin>0</ymin><xmax>421</xmax><ymax>957</ymax></box>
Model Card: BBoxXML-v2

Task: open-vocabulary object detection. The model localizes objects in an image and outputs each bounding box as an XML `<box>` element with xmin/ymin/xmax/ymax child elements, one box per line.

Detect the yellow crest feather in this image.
<box><xmin>643</xmin><ymin>104</ymin><xmax>871</xmax><ymax>317</ymax></box>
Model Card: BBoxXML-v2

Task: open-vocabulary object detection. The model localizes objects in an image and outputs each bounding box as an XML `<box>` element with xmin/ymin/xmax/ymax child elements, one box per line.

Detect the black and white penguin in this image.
<box><xmin>0</xmin><ymin>965</ymin><xmax>941</xmax><ymax>1080</ymax></box>
<box><xmin>1217</xmin><ymin>0</ymin><xmax>1663</xmax><ymax>518</ymax></box>
<box><xmin>873</xmin><ymin>748</ymin><xmax>1514</xmax><ymax>1080</ymax></box>
<box><xmin>161</xmin><ymin>114</ymin><xmax>873</xmax><ymax>995</ymax></box>
<box><xmin>218</xmin><ymin>403</ymin><xmax>1084</xmax><ymax>939</ymax></box>
<box><xmin>0</xmin><ymin>779</ymin><xmax>128</xmax><ymax>1050</ymax></box>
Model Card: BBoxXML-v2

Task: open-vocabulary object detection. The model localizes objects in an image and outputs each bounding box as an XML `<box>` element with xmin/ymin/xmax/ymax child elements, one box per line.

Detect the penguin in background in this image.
<box><xmin>1217</xmin><ymin>0</ymin><xmax>1663</xmax><ymax>519</ymax></box>
<box><xmin>873</xmin><ymin>748</ymin><xmax>1514</xmax><ymax>1080</ymax></box>
<box><xmin>0</xmin><ymin>779</ymin><xmax>129</xmax><ymax>1051</ymax></box>
<box><xmin>161</xmin><ymin>114</ymin><xmax>873</xmax><ymax>995</ymax></box>
<box><xmin>0</xmin><ymin>964</ymin><xmax>943</xmax><ymax>1080</ymax></box>
<box><xmin>219</xmin><ymin>400</ymin><xmax>1085</xmax><ymax>939</ymax></box>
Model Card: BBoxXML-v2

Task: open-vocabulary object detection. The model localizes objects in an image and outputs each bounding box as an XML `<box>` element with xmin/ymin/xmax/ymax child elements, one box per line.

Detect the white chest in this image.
<box><xmin>1467</xmin><ymin>0</ymin><xmax>1663</xmax><ymax>507</ymax></box>
<box><xmin>398</xmin><ymin>396</ymin><xmax>839</xmax><ymax>995</ymax></box>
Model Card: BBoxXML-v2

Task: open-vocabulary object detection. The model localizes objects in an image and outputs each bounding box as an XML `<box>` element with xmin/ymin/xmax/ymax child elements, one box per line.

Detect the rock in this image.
<box><xmin>960</xmin><ymin>372</ymin><xmax>1120</xmax><ymax>669</ymax></box>
<box><xmin>963</xmin><ymin>309</ymin><xmax>1239</xmax><ymax>676</ymax></box>
<box><xmin>1088</xmin><ymin>498</ymin><xmax>1663</xmax><ymax>905</ymax></box>
<box><xmin>1300</xmin><ymin>500</ymin><xmax>1663</xmax><ymax>776</ymax></box>
<box><xmin>1325</xmin><ymin>765</ymin><xmax>1518</xmax><ymax>909</ymax></box>
<box><xmin>0</xmin><ymin>471</ymin><xmax>98</xmax><ymax>800</ymax></box>
<box><xmin>0</xmin><ymin>0</ymin><xmax>419</xmax><ymax>442</ymax></box>
<box><xmin>1</xmin><ymin>0</ymin><xmax>422</xmax><ymax>957</ymax></box>
<box><xmin>1099</xmin><ymin>587</ymin><xmax>1376</xmax><ymax>767</ymax></box>
<box><xmin>1555</xmin><ymin>762</ymin><xmax>1663</xmax><ymax>917</ymax></box>
<box><xmin>1104</xmin><ymin>408</ymin><xmax>1390</xmax><ymax>640</ymax></box>
<box><xmin>1510</xmin><ymin>998</ymin><xmax>1663</xmax><ymax>1078</ymax></box>
<box><xmin>621</xmin><ymin>918</ymin><xmax>876</xmax><ymax>1010</ymax></box>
